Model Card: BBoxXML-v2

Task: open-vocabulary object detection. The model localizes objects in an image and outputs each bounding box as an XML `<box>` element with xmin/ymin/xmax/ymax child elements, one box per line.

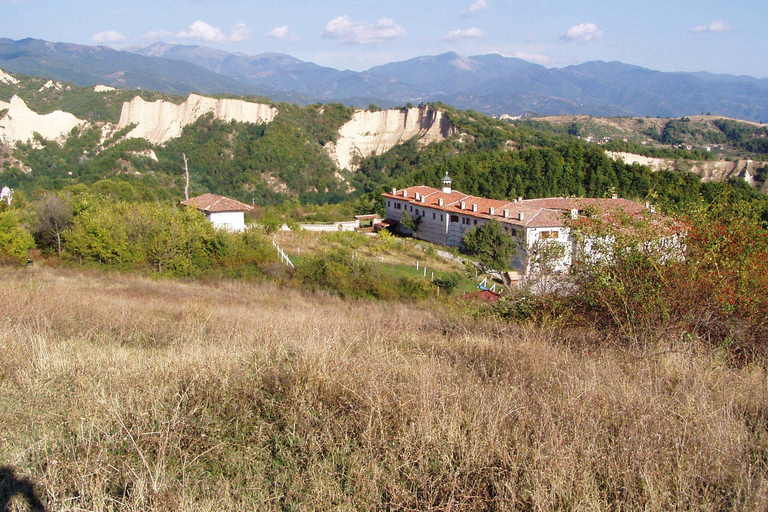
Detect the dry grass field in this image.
<box><xmin>1</xmin><ymin>267</ymin><xmax>767</xmax><ymax>511</ymax></box>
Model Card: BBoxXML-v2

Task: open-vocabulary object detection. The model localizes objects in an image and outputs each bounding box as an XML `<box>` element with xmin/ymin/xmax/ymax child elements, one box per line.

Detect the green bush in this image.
<box><xmin>0</xmin><ymin>210</ymin><xmax>34</xmax><ymax>265</ymax></box>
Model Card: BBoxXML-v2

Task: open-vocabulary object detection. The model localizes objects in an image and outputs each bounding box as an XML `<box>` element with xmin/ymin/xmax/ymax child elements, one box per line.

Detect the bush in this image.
<box><xmin>0</xmin><ymin>210</ymin><xmax>34</xmax><ymax>265</ymax></box>
<box><xmin>570</xmin><ymin>203</ymin><xmax>768</xmax><ymax>363</ymax></box>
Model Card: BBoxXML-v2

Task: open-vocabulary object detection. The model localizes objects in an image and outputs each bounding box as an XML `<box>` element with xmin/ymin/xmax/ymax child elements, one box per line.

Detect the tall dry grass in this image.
<box><xmin>0</xmin><ymin>267</ymin><xmax>766</xmax><ymax>511</ymax></box>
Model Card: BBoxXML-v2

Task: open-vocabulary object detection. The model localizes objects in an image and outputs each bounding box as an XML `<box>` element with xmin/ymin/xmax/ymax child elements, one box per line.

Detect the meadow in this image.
<box><xmin>1</xmin><ymin>266</ymin><xmax>766</xmax><ymax>510</ymax></box>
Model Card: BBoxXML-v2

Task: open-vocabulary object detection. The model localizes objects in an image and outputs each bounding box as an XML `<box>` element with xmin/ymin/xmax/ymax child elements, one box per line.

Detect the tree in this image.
<box><xmin>0</xmin><ymin>210</ymin><xmax>34</xmax><ymax>265</ymax></box>
<box><xmin>399</xmin><ymin>211</ymin><xmax>421</xmax><ymax>233</ymax></box>
<box><xmin>34</xmin><ymin>193</ymin><xmax>73</xmax><ymax>256</ymax></box>
<box><xmin>462</xmin><ymin>220</ymin><xmax>516</xmax><ymax>272</ymax></box>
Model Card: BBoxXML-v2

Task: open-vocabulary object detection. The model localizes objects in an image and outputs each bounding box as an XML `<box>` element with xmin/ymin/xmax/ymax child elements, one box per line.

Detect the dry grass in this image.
<box><xmin>1</xmin><ymin>267</ymin><xmax>766</xmax><ymax>511</ymax></box>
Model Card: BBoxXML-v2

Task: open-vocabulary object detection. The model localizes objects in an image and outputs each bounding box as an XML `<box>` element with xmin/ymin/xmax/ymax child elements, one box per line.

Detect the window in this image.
<box><xmin>539</xmin><ymin>230</ymin><xmax>558</xmax><ymax>239</ymax></box>
<box><xmin>433</xmin><ymin>212</ymin><xmax>436</xmax><ymax>220</ymax></box>
<box><xmin>441</xmin><ymin>215</ymin><xmax>444</xmax><ymax>221</ymax></box>
<box><xmin>450</xmin><ymin>215</ymin><xmax>459</xmax><ymax>223</ymax></box>
<box><xmin>410</xmin><ymin>206</ymin><xmax>413</xmax><ymax>212</ymax></box>
<box><xmin>473</xmin><ymin>219</ymin><xmax>478</xmax><ymax>225</ymax></box>
<box><xmin>387</xmin><ymin>201</ymin><xmax>390</xmax><ymax>207</ymax></box>
<box><xmin>395</xmin><ymin>203</ymin><xmax>402</xmax><ymax>210</ymax></box>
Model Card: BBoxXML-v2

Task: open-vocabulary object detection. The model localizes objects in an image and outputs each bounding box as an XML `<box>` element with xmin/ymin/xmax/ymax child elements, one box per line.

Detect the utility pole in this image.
<box><xmin>182</xmin><ymin>153</ymin><xmax>190</xmax><ymax>201</ymax></box>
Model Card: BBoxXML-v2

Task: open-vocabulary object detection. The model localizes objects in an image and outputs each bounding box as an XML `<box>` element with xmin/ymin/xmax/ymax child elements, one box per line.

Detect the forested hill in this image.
<box><xmin>1</xmin><ymin>69</ymin><xmax>767</xmax><ymax>219</ymax></box>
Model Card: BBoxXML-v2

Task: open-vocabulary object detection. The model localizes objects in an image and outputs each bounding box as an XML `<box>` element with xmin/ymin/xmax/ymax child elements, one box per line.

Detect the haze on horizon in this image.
<box><xmin>2</xmin><ymin>0</ymin><xmax>767</xmax><ymax>78</ymax></box>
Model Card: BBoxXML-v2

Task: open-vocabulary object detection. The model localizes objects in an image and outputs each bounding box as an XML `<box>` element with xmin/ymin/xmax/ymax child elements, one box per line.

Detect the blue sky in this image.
<box><xmin>3</xmin><ymin>0</ymin><xmax>766</xmax><ymax>77</ymax></box>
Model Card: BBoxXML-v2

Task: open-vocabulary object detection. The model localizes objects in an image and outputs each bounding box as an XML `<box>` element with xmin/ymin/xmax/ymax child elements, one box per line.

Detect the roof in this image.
<box><xmin>383</xmin><ymin>186</ymin><xmax>661</xmax><ymax>230</ymax></box>
<box><xmin>181</xmin><ymin>193</ymin><xmax>253</xmax><ymax>213</ymax></box>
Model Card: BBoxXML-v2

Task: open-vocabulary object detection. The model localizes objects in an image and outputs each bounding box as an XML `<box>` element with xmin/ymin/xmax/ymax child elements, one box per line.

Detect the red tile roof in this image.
<box><xmin>181</xmin><ymin>193</ymin><xmax>253</xmax><ymax>213</ymax></box>
<box><xmin>383</xmin><ymin>186</ymin><xmax>663</xmax><ymax>229</ymax></box>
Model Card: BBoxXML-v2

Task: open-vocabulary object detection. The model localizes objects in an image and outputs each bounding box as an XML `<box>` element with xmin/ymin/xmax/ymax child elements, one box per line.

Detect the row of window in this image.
<box><xmin>389</xmin><ymin>200</ymin><xmax>524</xmax><ymax>237</ymax></box>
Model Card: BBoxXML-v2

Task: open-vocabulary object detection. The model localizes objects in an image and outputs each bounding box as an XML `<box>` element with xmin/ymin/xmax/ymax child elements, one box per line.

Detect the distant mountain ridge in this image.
<box><xmin>2</xmin><ymin>38</ymin><xmax>768</xmax><ymax>122</ymax></box>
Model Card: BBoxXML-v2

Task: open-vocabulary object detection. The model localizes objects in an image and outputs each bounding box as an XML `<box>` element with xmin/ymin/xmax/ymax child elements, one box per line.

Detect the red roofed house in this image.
<box><xmin>181</xmin><ymin>193</ymin><xmax>253</xmax><ymax>232</ymax></box>
<box><xmin>382</xmin><ymin>174</ymin><xmax>676</xmax><ymax>274</ymax></box>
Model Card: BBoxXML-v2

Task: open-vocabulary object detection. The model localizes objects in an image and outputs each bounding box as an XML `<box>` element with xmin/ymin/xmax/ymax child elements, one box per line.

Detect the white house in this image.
<box><xmin>181</xmin><ymin>193</ymin><xmax>253</xmax><ymax>232</ymax></box>
<box><xmin>382</xmin><ymin>175</ymin><xmax>674</xmax><ymax>274</ymax></box>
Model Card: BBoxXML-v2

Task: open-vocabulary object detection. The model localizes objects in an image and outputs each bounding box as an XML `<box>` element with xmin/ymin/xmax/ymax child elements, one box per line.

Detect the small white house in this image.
<box><xmin>181</xmin><ymin>193</ymin><xmax>253</xmax><ymax>232</ymax></box>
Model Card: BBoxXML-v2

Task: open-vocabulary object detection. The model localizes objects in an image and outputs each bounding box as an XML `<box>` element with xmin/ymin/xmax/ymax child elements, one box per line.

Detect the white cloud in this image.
<box><xmin>441</xmin><ymin>27</ymin><xmax>486</xmax><ymax>42</ymax></box>
<box><xmin>512</xmin><ymin>51</ymin><xmax>550</xmax><ymax>65</ymax></box>
<box><xmin>178</xmin><ymin>21</ymin><xmax>227</xmax><ymax>42</ymax></box>
<box><xmin>461</xmin><ymin>0</ymin><xmax>489</xmax><ymax>18</ymax></box>
<box><xmin>230</xmin><ymin>22</ymin><xmax>250</xmax><ymax>42</ymax></box>
<box><xmin>322</xmin><ymin>15</ymin><xmax>406</xmax><ymax>45</ymax></box>
<box><xmin>693</xmin><ymin>20</ymin><xmax>731</xmax><ymax>33</ymax></box>
<box><xmin>268</xmin><ymin>26</ymin><xmax>297</xmax><ymax>41</ymax></box>
<box><xmin>561</xmin><ymin>23</ymin><xmax>603</xmax><ymax>43</ymax></box>
<box><xmin>177</xmin><ymin>20</ymin><xmax>249</xmax><ymax>43</ymax></box>
<box><xmin>92</xmin><ymin>30</ymin><xmax>126</xmax><ymax>44</ymax></box>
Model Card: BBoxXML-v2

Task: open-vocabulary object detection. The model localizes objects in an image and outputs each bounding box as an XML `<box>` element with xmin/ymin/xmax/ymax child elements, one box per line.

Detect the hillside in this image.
<box><xmin>1</xmin><ymin>66</ymin><xmax>767</xmax><ymax>216</ymax></box>
<box><xmin>1</xmin><ymin>266</ymin><xmax>766</xmax><ymax>510</ymax></box>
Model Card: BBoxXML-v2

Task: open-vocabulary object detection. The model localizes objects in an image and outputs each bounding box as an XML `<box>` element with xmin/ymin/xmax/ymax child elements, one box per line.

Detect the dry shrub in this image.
<box><xmin>0</xmin><ymin>267</ymin><xmax>767</xmax><ymax>511</ymax></box>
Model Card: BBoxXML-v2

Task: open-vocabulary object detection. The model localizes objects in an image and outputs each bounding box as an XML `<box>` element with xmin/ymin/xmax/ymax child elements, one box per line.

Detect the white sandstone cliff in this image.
<box><xmin>0</xmin><ymin>68</ymin><xmax>19</xmax><ymax>85</ymax></box>
<box><xmin>326</xmin><ymin>106</ymin><xmax>457</xmax><ymax>170</ymax></box>
<box><xmin>118</xmin><ymin>94</ymin><xmax>279</xmax><ymax>145</ymax></box>
<box><xmin>607</xmin><ymin>151</ymin><xmax>763</xmax><ymax>183</ymax></box>
<box><xmin>0</xmin><ymin>95</ymin><xmax>85</xmax><ymax>144</ymax></box>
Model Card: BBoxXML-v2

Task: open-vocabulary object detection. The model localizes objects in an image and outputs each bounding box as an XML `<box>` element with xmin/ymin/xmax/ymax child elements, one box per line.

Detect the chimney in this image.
<box><xmin>489</xmin><ymin>206</ymin><xmax>495</xmax><ymax>215</ymax></box>
<box><xmin>391</xmin><ymin>188</ymin><xmax>396</xmax><ymax>194</ymax></box>
<box><xmin>415</xmin><ymin>192</ymin><xmax>420</xmax><ymax>201</ymax></box>
<box><xmin>518</xmin><ymin>196</ymin><xmax>523</xmax><ymax>203</ymax></box>
<box><xmin>519</xmin><ymin>212</ymin><xmax>525</xmax><ymax>221</ymax></box>
<box><xmin>503</xmin><ymin>209</ymin><xmax>509</xmax><ymax>218</ymax></box>
<box><xmin>645</xmin><ymin>201</ymin><xmax>650</xmax><ymax>209</ymax></box>
<box><xmin>611</xmin><ymin>193</ymin><xmax>618</xmax><ymax>199</ymax></box>
<box><xmin>461</xmin><ymin>201</ymin><xmax>466</xmax><ymax>210</ymax></box>
<box><xmin>421</xmin><ymin>196</ymin><xmax>425</xmax><ymax>203</ymax></box>
<box><xmin>403</xmin><ymin>190</ymin><xmax>408</xmax><ymax>198</ymax></box>
<box><xmin>570</xmin><ymin>208</ymin><xmax>578</xmax><ymax>220</ymax></box>
<box><xmin>439</xmin><ymin>198</ymin><xmax>444</xmax><ymax>206</ymax></box>
<box><xmin>472</xmin><ymin>204</ymin><xmax>478</xmax><ymax>212</ymax></box>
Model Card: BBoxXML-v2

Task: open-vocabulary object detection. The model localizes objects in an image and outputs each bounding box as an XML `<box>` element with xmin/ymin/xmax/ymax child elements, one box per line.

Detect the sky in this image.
<box><xmin>2</xmin><ymin>0</ymin><xmax>767</xmax><ymax>77</ymax></box>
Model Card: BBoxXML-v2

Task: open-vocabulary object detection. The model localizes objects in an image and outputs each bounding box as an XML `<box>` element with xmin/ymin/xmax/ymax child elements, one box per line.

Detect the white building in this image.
<box><xmin>382</xmin><ymin>175</ymin><xmax>670</xmax><ymax>273</ymax></box>
<box><xmin>181</xmin><ymin>193</ymin><xmax>253</xmax><ymax>232</ymax></box>
<box><xmin>1</xmin><ymin>186</ymin><xmax>12</xmax><ymax>205</ymax></box>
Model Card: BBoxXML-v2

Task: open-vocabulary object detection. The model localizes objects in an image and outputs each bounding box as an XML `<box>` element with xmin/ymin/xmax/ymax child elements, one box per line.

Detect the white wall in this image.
<box><xmin>208</xmin><ymin>211</ymin><xmax>246</xmax><ymax>232</ymax></box>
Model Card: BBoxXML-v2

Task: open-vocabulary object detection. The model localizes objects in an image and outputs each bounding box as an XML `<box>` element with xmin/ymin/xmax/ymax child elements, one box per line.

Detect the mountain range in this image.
<box><xmin>2</xmin><ymin>37</ymin><xmax>768</xmax><ymax>122</ymax></box>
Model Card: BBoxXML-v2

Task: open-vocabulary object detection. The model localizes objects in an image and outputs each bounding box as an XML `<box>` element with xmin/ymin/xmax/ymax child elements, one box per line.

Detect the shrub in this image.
<box><xmin>0</xmin><ymin>210</ymin><xmax>34</xmax><ymax>265</ymax></box>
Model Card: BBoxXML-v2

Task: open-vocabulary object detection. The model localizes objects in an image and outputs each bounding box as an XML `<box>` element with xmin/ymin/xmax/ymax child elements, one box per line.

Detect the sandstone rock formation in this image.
<box><xmin>607</xmin><ymin>151</ymin><xmax>763</xmax><ymax>184</ymax></box>
<box><xmin>117</xmin><ymin>94</ymin><xmax>278</xmax><ymax>145</ymax></box>
<box><xmin>326</xmin><ymin>106</ymin><xmax>457</xmax><ymax>170</ymax></box>
<box><xmin>0</xmin><ymin>95</ymin><xmax>85</xmax><ymax>144</ymax></box>
<box><xmin>0</xmin><ymin>68</ymin><xmax>19</xmax><ymax>85</ymax></box>
<box><xmin>94</xmin><ymin>85</ymin><xmax>117</xmax><ymax>92</ymax></box>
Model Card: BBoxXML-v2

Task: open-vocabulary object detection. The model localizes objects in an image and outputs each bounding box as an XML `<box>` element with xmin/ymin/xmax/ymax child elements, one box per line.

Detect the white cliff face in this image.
<box><xmin>118</xmin><ymin>94</ymin><xmax>279</xmax><ymax>145</ymax></box>
<box><xmin>607</xmin><ymin>151</ymin><xmax>762</xmax><ymax>183</ymax></box>
<box><xmin>0</xmin><ymin>69</ymin><xmax>19</xmax><ymax>85</ymax></box>
<box><xmin>326</xmin><ymin>106</ymin><xmax>457</xmax><ymax>170</ymax></box>
<box><xmin>94</xmin><ymin>85</ymin><xmax>117</xmax><ymax>92</ymax></box>
<box><xmin>0</xmin><ymin>96</ymin><xmax>85</xmax><ymax>144</ymax></box>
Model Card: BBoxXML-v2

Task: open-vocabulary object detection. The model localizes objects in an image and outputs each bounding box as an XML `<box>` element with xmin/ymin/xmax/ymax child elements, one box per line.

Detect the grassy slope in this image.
<box><xmin>1</xmin><ymin>267</ymin><xmax>766</xmax><ymax>511</ymax></box>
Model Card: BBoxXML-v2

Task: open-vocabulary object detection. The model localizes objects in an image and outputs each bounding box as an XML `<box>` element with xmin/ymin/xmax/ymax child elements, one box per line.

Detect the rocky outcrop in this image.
<box><xmin>0</xmin><ymin>68</ymin><xmax>18</xmax><ymax>85</ymax></box>
<box><xmin>326</xmin><ymin>106</ymin><xmax>457</xmax><ymax>170</ymax></box>
<box><xmin>607</xmin><ymin>151</ymin><xmax>764</xmax><ymax>184</ymax></box>
<box><xmin>118</xmin><ymin>94</ymin><xmax>279</xmax><ymax>145</ymax></box>
<box><xmin>0</xmin><ymin>95</ymin><xmax>85</xmax><ymax>144</ymax></box>
<box><xmin>94</xmin><ymin>84</ymin><xmax>117</xmax><ymax>92</ymax></box>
